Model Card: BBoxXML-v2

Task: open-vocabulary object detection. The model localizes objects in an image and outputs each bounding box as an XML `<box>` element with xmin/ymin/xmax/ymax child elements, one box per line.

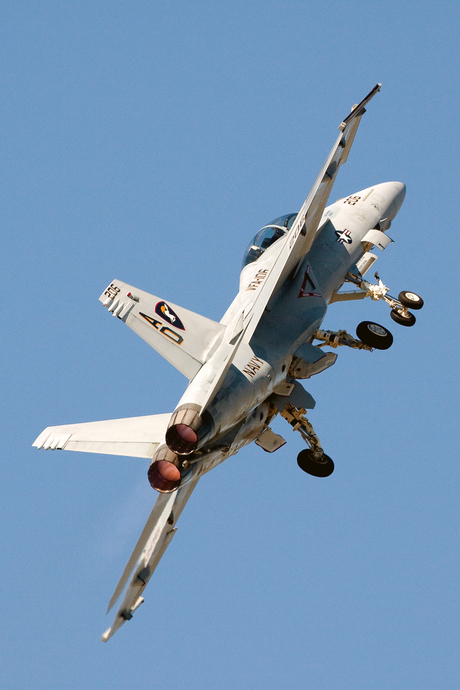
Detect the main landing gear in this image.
<box><xmin>313</xmin><ymin>322</ymin><xmax>394</xmax><ymax>351</ymax></box>
<box><xmin>283</xmin><ymin>275</ymin><xmax>423</xmax><ymax>478</ymax></box>
<box><xmin>297</xmin><ymin>449</ymin><xmax>334</xmax><ymax>478</ymax></box>
<box><xmin>280</xmin><ymin>403</ymin><xmax>334</xmax><ymax>478</ymax></box>
<box><xmin>355</xmin><ymin>321</ymin><xmax>393</xmax><ymax>349</ymax></box>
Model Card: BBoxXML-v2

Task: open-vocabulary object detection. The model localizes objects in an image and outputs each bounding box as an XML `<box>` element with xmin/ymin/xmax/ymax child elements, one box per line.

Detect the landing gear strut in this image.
<box><xmin>280</xmin><ymin>403</ymin><xmax>334</xmax><ymax>478</ymax></box>
<box><xmin>313</xmin><ymin>325</ymin><xmax>393</xmax><ymax>351</ymax></box>
<box><xmin>346</xmin><ymin>271</ymin><xmax>423</xmax><ymax>328</ymax></box>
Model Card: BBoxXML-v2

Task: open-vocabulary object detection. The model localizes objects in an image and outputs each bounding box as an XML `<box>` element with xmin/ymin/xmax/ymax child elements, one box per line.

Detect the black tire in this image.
<box><xmin>390</xmin><ymin>309</ymin><xmax>416</xmax><ymax>327</ymax></box>
<box><xmin>356</xmin><ymin>321</ymin><xmax>394</xmax><ymax>350</ymax></box>
<box><xmin>297</xmin><ymin>449</ymin><xmax>334</xmax><ymax>478</ymax></box>
<box><xmin>398</xmin><ymin>291</ymin><xmax>424</xmax><ymax>310</ymax></box>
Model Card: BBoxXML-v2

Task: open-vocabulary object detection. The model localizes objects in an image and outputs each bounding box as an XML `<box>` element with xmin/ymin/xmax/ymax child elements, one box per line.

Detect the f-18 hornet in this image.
<box><xmin>34</xmin><ymin>84</ymin><xmax>423</xmax><ymax>640</ymax></box>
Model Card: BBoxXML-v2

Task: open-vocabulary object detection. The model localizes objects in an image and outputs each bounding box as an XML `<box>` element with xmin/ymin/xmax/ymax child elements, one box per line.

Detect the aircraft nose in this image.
<box><xmin>376</xmin><ymin>181</ymin><xmax>406</xmax><ymax>221</ymax></box>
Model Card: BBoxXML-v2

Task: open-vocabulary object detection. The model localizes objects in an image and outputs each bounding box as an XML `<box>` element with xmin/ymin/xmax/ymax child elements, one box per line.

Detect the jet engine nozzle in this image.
<box><xmin>165</xmin><ymin>405</ymin><xmax>204</xmax><ymax>455</ymax></box>
<box><xmin>148</xmin><ymin>446</ymin><xmax>182</xmax><ymax>493</ymax></box>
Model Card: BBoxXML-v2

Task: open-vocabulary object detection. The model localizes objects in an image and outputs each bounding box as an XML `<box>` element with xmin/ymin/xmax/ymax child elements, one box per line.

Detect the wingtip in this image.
<box><xmin>102</xmin><ymin>627</ymin><xmax>112</xmax><ymax>642</ymax></box>
<box><xmin>339</xmin><ymin>83</ymin><xmax>382</xmax><ymax>131</ymax></box>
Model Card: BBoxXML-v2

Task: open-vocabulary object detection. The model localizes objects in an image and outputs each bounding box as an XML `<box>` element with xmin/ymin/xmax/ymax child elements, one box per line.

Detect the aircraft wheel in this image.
<box><xmin>356</xmin><ymin>321</ymin><xmax>393</xmax><ymax>349</ymax></box>
<box><xmin>398</xmin><ymin>291</ymin><xmax>424</xmax><ymax>310</ymax></box>
<box><xmin>297</xmin><ymin>449</ymin><xmax>334</xmax><ymax>477</ymax></box>
<box><xmin>390</xmin><ymin>309</ymin><xmax>416</xmax><ymax>327</ymax></box>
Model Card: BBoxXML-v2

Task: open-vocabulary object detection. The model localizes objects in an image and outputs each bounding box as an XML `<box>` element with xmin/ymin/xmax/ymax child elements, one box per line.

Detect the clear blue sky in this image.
<box><xmin>2</xmin><ymin>2</ymin><xmax>459</xmax><ymax>688</ymax></box>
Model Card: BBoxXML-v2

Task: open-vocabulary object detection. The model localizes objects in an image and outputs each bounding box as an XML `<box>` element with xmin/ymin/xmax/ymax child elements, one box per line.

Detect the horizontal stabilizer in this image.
<box><xmin>100</xmin><ymin>280</ymin><xmax>225</xmax><ymax>380</ymax></box>
<box><xmin>33</xmin><ymin>413</ymin><xmax>171</xmax><ymax>458</ymax></box>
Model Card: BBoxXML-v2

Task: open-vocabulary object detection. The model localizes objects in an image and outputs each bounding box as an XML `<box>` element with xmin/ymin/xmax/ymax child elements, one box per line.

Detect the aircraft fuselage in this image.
<box><xmin>160</xmin><ymin>181</ymin><xmax>406</xmax><ymax>483</ymax></box>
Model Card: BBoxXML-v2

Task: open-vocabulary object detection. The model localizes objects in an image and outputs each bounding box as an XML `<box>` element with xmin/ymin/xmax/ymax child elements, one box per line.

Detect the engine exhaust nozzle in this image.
<box><xmin>165</xmin><ymin>405</ymin><xmax>203</xmax><ymax>455</ymax></box>
<box><xmin>148</xmin><ymin>446</ymin><xmax>182</xmax><ymax>493</ymax></box>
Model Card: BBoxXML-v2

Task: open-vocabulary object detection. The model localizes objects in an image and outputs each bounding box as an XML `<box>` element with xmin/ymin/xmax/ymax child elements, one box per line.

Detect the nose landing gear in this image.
<box><xmin>390</xmin><ymin>309</ymin><xmax>416</xmax><ymax>327</ymax></box>
<box><xmin>345</xmin><ymin>271</ymin><xmax>423</xmax><ymax>331</ymax></box>
<box><xmin>398</xmin><ymin>291</ymin><xmax>424</xmax><ymax>310</ymax></box>
<box><xmin>389</xmin><ymin>290</ymin><xmax>423</xmax><ymax>327</ymax></box>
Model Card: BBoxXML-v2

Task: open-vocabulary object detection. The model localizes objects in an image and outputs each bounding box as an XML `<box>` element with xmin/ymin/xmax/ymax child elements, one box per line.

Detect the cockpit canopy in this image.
<box><xmin>242</xmin><ymin>213</ymin><xmax>298</xmax><ymax>268</ymax></box>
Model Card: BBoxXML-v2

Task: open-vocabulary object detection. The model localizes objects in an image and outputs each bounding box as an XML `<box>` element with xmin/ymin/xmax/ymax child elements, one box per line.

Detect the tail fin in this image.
<box><xmin>100</xmin><ymin>280</ymin><xmax>225</xmax><ymax>379</ymax></box>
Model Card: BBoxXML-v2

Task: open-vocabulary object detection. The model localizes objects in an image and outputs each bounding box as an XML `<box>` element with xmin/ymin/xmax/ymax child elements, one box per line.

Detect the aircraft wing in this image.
<box><xmin>243</xmin><ymin>84</ymin><xmax>382</xmax><ymax>344</ymax></box>
<box><xmin>100</xmin><ymin>280</ymin><xmax>225</xmax><ymax>380</ymax></box>
<box><xmin>102</xmin><ymin>469</ymin><xmax>200</xmax><ymax>641</ymax></box>
<box><xmin>33</xmin><ymin>413</ymin><xmax>171</xmax><ymax>458</ymax></box>
<box><xmin>34</xmin><ymin>409</ymin><xmax>202</xmax><ymax>642</ymax></box>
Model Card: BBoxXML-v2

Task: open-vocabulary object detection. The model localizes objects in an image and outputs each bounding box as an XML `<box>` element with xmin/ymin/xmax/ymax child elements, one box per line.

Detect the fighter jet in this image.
<box><xmin>33</xmin><ymin>84</ymin><xmax>423</xmax><ymax>641</ymax></box>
